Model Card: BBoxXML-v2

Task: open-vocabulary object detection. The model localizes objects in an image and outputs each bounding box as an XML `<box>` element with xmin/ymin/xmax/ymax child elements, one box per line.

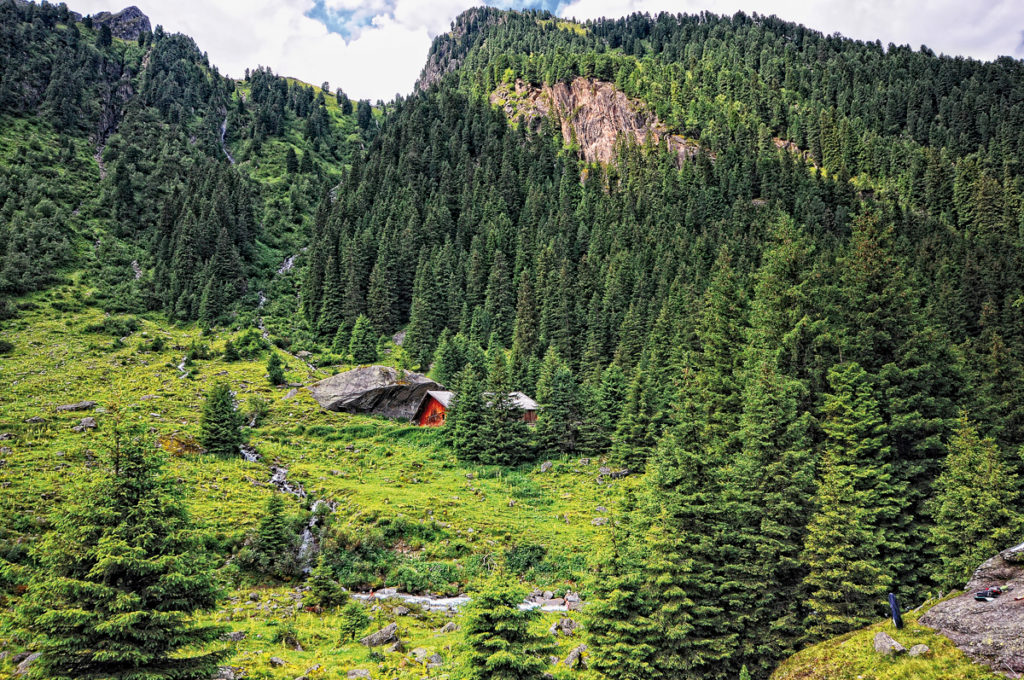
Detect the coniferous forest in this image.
<box><xmin>1</xmin><ymin>3</ymin><xmax>1023</xmax><ymax>680</ymax></box>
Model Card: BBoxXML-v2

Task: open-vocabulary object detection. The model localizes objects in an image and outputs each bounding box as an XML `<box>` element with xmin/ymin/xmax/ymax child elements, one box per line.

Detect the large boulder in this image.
<box><xmin>919</xmin><ymin>542</ymin><xmax>1024</xmax><ymax>674</ymax></box>
<box><xmin>308</xmin><ymin>366</ymin><xmax>441</xmax><ymax>420</ymax></box>
<box><xmin>360</xmin><ymin>622</ymin><xmax>399</xmax><ymax>647</ymax></box>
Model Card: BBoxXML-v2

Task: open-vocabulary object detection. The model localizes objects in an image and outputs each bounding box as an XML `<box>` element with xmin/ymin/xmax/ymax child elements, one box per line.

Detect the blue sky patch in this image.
<box><xmin>307</xmin><ymin>0</ymin><xmax>564</xmax><ymax>41</ymax></box>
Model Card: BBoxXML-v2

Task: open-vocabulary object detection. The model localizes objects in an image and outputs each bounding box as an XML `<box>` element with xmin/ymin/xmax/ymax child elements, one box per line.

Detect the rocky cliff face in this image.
<box><xmin>490</xmin><ymin>77</ymin><xmax>701</xmax><ymax>165</ymax></box>
<box><xmin>919</xmin><ymin>542</ymin><xmax>1024</xmax><ymax>675</ymax></box>
<box><xmin>92</xmin><ymin>6</ymin><xmax>151</xmax><ymax>41</ymax></box>
<box><xmin>416</xmin><ymin>7</ymin><xmax>505</xmax><ymax>92</ymax></box>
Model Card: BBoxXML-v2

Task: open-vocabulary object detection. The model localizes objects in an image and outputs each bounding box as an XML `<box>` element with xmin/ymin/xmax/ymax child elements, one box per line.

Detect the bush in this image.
<box><xmin>504</xmin><ymin>543</ymin><xmax>547</xmax><ymax>575</ymax></box>
<box><xmin>84</xmin><ymin>316</ymin><xmax>140</xmax><ymax>336</ymax></box>
<box><xmin>235</xmin><ymin>328</ymin><xmax>269</xmax><ymax>359</ymax></box>
<box><xmin>0</xmin><ymin>339</ymin><xmax>13</xmax><ymax>354</ymax></box>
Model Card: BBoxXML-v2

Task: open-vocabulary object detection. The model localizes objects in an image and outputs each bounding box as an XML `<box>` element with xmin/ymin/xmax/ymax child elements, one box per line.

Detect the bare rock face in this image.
<box><xmin>308</xmin><ymin>366</ymin><xmax>441</xmax><ymax>420</ymax></box>
<box><xmin>491</xmin><ymin>78</ymin><xmax>701</xmax><ymax>166</ymax></box>
<box><xmin>919</xmin><ymin>542</ymin><xmax>1024</xmax><ymax>674</ymax></box>
<box><xmin>92</xmin><ymin>6</ymin><xmax>152</xmax><ymax>40</ymax></box>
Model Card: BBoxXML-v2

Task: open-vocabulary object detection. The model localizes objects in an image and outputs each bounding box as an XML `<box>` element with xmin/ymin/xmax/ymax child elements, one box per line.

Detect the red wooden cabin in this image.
<box><xmin>415</xmin><ymin>391</ymin><xmax>453</xmax><ymax>427</ymax></box>
<box><xmin>413</xmin><ymin>390</ymin><xmax>539</xmax><ymax>427</ymax></box>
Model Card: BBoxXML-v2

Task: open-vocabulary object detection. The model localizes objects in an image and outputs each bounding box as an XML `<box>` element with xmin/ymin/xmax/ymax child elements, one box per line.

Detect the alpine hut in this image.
<box><xmin>413</xmin><ymin>390</ymin><xmax>539</xmax><ymax>427</ymax></box>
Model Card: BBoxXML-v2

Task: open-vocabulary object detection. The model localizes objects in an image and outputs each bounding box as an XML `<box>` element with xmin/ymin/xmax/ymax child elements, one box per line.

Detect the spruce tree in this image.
<box><xmin>801</xmin><ymin>455</ymin><xmax>888</xmax><ymax>641</ymax></box>
<box><xmin>266</xmin><ymin>352</ymin><xmax>285</xmax><ymax>385</ymax></box>
<box><xmin>348</xmin><ymin>314</ymin><xmax>377</xmax><ymax>364</ymax></box>
<box><xmin>643</xmin><ymin>512</ymin><xmax>696</xmax><ymax>680</ymax></box>
<box><xmin>200</xmin><ymin>381</ymin><xmax>243</xmax><ymax>456</ymax></box>
<box><xmin>451</xmin><ymin>367</ymin><xmax>487</xmax><ymax>462</ymax></box>
<box><xmin>18</xmin><ymin>425</ymin><xmax>226</xmax><ymax>680</ymax></box>
<box><xmin>535</xmin><ymin>355</ymin><xmax>580</xmax><ymax>457</ymax></box>
<box><xmin>479</xmin><ymin>349</ymin><xmax>533</xmax><ymax>465</ymax></box>
<box><xmin>304</xmin><ymin>554</ymin><xmax>346</xmax><ymax>609</ymax></box>
<box><xmin>586</xmin><ymin>533</ymin><xmax>658</xmax><ymax>680</ymax></box>
<box><xmin>222</xmin><ymin>338</ymin><xmax>239</xmax><ymax>362</ymax></box>
<box><xmin>460</xmin><ymin>573</ymin><xmax>553</xmax><ymax>680</ymax></box>
<box><xmin>931</xmin><ymin>412</ymin><xmax>1021</xmax><ymax>589</ymax></box>
<box><xmin>801</xmin><ymin>362</ymin><xmax>900</xmax><ymax>641</ymax></box>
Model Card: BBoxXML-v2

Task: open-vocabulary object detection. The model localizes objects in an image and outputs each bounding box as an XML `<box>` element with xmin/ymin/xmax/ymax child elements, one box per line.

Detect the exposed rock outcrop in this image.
<box><xmin>416</xmin><ymin>8</ymin><xmax>506</xmax><ymax>91</ymax></box>
<box><xmin>92</xmin><ymin>6</ymin><xmax>152</xmax><ymax>41</ymax></box>
<box><xmin>919</xmin><ymin>542</ymin><xmax>1024</xmax><ymax>674</ymax></box>
<box><xmin>491</xmin><ymin>77</ymin><xmax>701</xmax><ymax>165</ymax></box>
<box><xmin>308</xmin><ymin>366</ymin><xmax>441</xmax><ymax>420</ymax></box>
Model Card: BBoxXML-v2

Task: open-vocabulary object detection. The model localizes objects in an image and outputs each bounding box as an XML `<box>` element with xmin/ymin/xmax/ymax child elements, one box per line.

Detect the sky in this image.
<box><xmin>68</xmin><ymin>0</ymin><xmax>1024</xmax><ymax>101</ymax></box>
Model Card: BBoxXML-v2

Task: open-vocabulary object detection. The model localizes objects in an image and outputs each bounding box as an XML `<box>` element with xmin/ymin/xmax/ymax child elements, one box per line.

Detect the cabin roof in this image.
<box><xmin>509</xmin><ymin>391</ymin><xmax>539</xmax><ymax>411</ymax></box>
<box><xmin>426</xmin><ymin>390</ymin><xmax>455</xmax><ymax>408</ymax></box>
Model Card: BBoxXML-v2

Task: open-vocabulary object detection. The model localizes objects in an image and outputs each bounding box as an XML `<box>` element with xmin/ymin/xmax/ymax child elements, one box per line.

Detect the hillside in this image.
<box><xmin>2</xmin><ymin>3</ymin><xmax>1024</xmax><ymax>680</ymax></box>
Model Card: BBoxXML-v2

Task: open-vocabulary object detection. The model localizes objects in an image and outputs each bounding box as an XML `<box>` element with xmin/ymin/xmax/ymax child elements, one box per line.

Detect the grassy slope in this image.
<box><xmin>771</xmin><ymin>598</ymin><xmax>1003</xmax><ymax>680</ymax></box>
<box><xmin>0</xmin><ymin>284</ymin><xmax>614</xmax><ymax>678</ymax></box>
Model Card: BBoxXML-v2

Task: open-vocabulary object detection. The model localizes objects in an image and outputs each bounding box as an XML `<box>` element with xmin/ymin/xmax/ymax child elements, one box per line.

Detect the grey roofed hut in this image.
<box><xmin>307</xmin><ymin>365</ymin><xmax>442</xmax><ymax>420</ymax></box>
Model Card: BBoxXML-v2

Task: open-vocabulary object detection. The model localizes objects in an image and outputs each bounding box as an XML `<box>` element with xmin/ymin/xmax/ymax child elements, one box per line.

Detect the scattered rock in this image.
<box><xmin>285</xmin><ymin>388</ymin><xmax>298</xmax><ymax>400</ymax></box>
<box><xmin>213</xmin><ymin>667</ymin><xmax>245</xmax><ymax>680</ymax></box>
<box><xmin>393</xmin><ymin>605</ymin><xmax>410</xmax><ymax>616</ymax></box>
<box><xmin>221</xmin><ymin>631</ymin><xmax>247</xmax><ymax>642</ymax></box>
<box><xmin>595</xmin><ymin>506</ymin><xmax>607</xmax><ymax>513</ymax></box>
<box><xmin>908</xmin><ymin>644</ymin><xmax>931</xmax><ymax>657</ymax></box>
<box><xmin>411</xmin><ymin>647</ymin><xmax>430</xmax><ymax>661</ymax></box>
<box><xmin>24</xmin><ymin>416</ymin><xmax>45</xmax><ymax>424</ymax></box>
<box><xmin>426</xmin><ymin>653</ymin><xmax>443</xmax><ymax>668</ymax></box>
<box><xmin>347</xmin><ymin>671</ymin><xmax>371</xmax><ymax>679</ymax></box>
<box><xmin>360</xmin><ymin>622</ymin><xmax>399</xmax><ymax>647</ymax></box>
<box><xmin>564</xmin><ymin>644</ymin><xmax>587</xmax><ymax>669</ymax></box>
<box><xmin>387</xmin><ymin>640</ymin><xmax>404</xmax><ymax>654</ymax></box>
<box><xmin>141</xmin><ymin>394</ymin><xmax>158</xmax><ymax>400</ymax></box>
<box><xmin>549</xmin><ymin>617</ymin><xmax>578</xmax><ymax>637</ymax></box>
<box><xmin>578</xmin><ymin>458</ymin><xmax>590</xmax><ymax>465</ymax></box>
<box><xmin>439</xmin><ymin>622</ymin><xmax>459</xmax><ymax>633</ymax></box>
<box><xmin>873</xmin><ymin>632</ymin><xmax>906</xmax><ymax>656</ymax></box>
<box><xmin>14</xmin><ymin>653</ymin><xmax>40</xmax><ymax>676</ymax></box>
<box><xmin>296</xmin><ymin>350</ymin><xmax>312</xmax><ymax>359</ymax></box>
<box><xmin>539</xmin><ymin>460</ymin><xmax>553</xmax><ymax>473</ymax></box>
<box><xmin>392</xmin><ymin>330</ymin><xmax>406</xmax><ymax>346</ymax></box>
<box><xmin>598</xmin><ymin>466</ymin><xmax>611</xmax><ymax>475</ymax></box>
<box><xmin>543</xmin><ymin>590</ymin><xmax>554</xmax><ymax>600</ymax></box>
<box><xmin>0</xmin><ymin>433</ymin><xmax>12</xmax><ymax>440</ymax></box>
<box><xmin>56</xmin><ymin>400</ymin><xmax>97</xmax><ymax>412</ymax></box>
<box><xmin>72</xmin><ymin>416</ymin><xmax>97</xmax><ymax>432</ymax></box>
<box><xmin>269</xmin><ymin>657</ymin><xmax>286</xmax><ymax>667</ymax></box>
<box><xmin>591</xmin><ymin>517</ymin><xmax>608</xmax><ymax>526</ymax></box>
<box><xmin>508</xmin><ymin>499</ymin><xmax>517</xmax><ymax>507</ymax></box>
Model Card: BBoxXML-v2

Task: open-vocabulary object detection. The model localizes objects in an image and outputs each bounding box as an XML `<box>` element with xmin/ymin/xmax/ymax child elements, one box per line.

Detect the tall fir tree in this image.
<box><xmin>930</xmin><ymin>412</ymin><xmax>1021</xmax><ymax>589</ymax></box>
<box><xmin>200</xmin><ymin>381</ymin><xmax>243</xmax><ymax>457</ymax></box>
<box><xmin>460</xmin><ymin>573</ymin><xmax>553</xmax><ymax>680</ymax></box>
<box><xmin>18</xmin><ymin>425</ymin><xmax>226</xmax><ymax>680</ymax></box>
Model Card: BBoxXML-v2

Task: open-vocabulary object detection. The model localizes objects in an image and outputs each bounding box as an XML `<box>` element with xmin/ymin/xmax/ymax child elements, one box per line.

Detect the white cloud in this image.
<box><xmin>67</xmin><ymin>1</ymin><xmax>1024</xmax><ymax>102</ymax></box>
<box><xmin>556</xmin><ymin>0</ymin><xmax>1024</xmax><ymax>61</ymax></box>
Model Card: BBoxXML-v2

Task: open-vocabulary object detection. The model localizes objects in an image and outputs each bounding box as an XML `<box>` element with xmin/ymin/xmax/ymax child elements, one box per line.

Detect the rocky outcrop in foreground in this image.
<box><xmin>307</xmin><ymin>366</ymin><xmax>440</xmax><ymax>420</ymax></box>
<box><xmin>491</xmin><ymin>77</ymin><xmax>701</xmax><ymax>165</ymax></box>
<box><xmin>919</xmin><ymin>542</ymin><xmax>1024</xmax><ymax>674</ymax></box>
